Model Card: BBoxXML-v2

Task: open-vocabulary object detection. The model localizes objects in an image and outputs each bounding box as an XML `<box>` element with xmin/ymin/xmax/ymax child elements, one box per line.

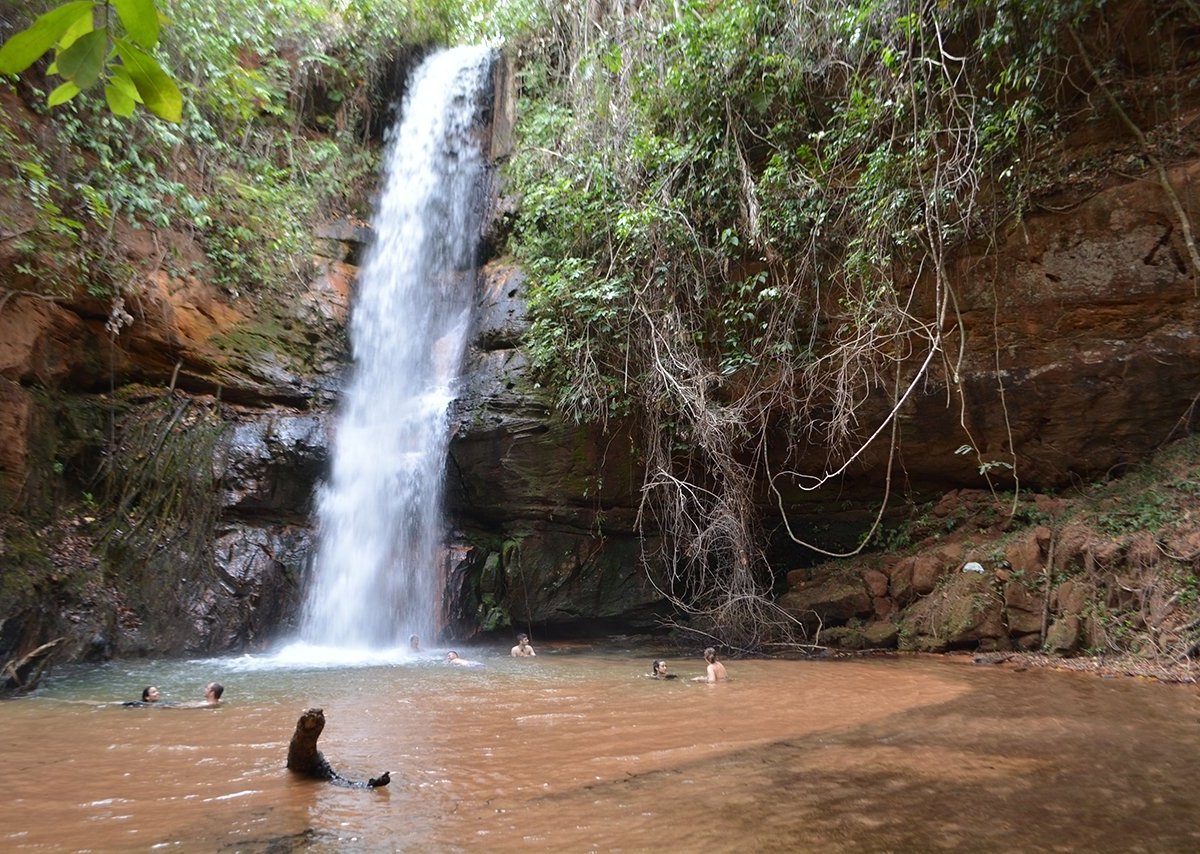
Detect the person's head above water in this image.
<box><xmin>409</xmin><ymin>634</ymin><xmax>421</xmax><ymax>652</ymax></box>
<box><xmin>205</xmin><ymin>682</ymin><xmax>224</xmax><ymax>704</ymax></box>
<box><xmin>142</xmin><ymin>686</ymin><xmax>161</xmax><ymax>702</ymax></box>
<box><xmin>704</xmin><ymin>647</ymin><xmax>718</xmax><ymax>664</ymax></box>
<box><xmin>511</xmin><ymin>634</ymin><xmax>536</xmax><ymax>656</ymax></box>
<box><xmin>650</xmin><ymin>659</ymin><xmax>677</xmax><ymax>679</ymax></box>
<box><xmin>447</xmin><ymin>651</ymin><xmax>459</xmax><ymax>661</ymax></box>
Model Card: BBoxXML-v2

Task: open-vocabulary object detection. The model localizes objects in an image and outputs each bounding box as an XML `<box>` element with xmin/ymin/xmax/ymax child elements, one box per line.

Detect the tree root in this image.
<box><xmin>286</xmin><ymin>707</ymin><xmax>390</xmax><ymax>788</ymax></box>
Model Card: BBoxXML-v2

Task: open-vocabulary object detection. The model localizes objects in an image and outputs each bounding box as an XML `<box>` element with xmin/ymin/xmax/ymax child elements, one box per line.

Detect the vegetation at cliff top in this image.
<box><xmin>0</xmin><ymin>0</ymin><xmax>510</xmax><ymax>304</ymax></box>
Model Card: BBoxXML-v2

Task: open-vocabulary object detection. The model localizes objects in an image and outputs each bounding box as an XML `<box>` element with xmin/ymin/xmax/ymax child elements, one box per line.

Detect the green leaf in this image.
<box><xmin>56</xmin><ymin>27</ymin><xmax>107</xmax><ymax>89</ymax></box>
<box><xmin>104</xmin><ymin>81</ymin><xmax>136</xmax><ymax>116</ymax></box>
<box><xmin>0</xmin><ymin>1</ymin><xmax>94</xmax><ymax>74</ymax></box>
<box><xmin>111</xmin><ymin>0</ymin><xmax>159</xmax><ymax>48</ymax></box>
<box><xmin>114</xmin><ymin>37</ymin><xmax>180</xmax><ymax>121</ymax></box>
<box><xmin>47</xmin><ymin>79</ymin><xmax>81</xmax><ymax>106</ymax></box>
<box><xmin>57</xmin><ymin>7</ymin><xmax>95</xmax><ymax>51</ymax></box>
<box><xmin>109</xmin><ymin>65</ymin><xmax>143</xmax><ymax>103</ymax></box>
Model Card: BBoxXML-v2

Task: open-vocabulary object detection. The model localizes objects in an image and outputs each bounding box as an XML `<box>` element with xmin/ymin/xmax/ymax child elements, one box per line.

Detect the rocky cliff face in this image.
<box><xmin>0</xmin><ymin>168</ymin><xmax>354</xmax><ymax>660</ymax></box>
<box><xmin>3</xmin><ymin>33</ymin><xmax>1199</xmax><ymax>664</ymax></box>
<box><xmin>443</xmin><ymin>156</ymin><xmax>1200</xmax><ymax>643</ymax></box>
<box><xmin>440</xmin><ymin>81</ymin><xmax>1200</xmax><ymax>648</ymax></box>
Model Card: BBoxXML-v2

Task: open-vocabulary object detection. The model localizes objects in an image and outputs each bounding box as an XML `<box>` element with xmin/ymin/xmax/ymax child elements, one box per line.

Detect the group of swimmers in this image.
<box><xmin>435</xmin><ymin>631</ymin><xmax>729</xmax><ymax>682</ymax></box>
<box><xmin>411</xmin><ymin>632</ymin><xmax>537</xmax><ymax>667</ymax></box>
<box><xmin>123</xmin><ymin>681</ymin><xmax>224</xmax><ymax>708</ymax></box>
<box><xmin>650</xmin><ymin>647</ymin><xmax>729</xmax><ymax>683</ymax></box>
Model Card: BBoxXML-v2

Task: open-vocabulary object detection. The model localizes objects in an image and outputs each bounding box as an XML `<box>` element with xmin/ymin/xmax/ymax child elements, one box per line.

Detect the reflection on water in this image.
<box><xmin>3</xmin><ymin>650</ymin><xmax>1197</xmax><ymax>851</ymax></box>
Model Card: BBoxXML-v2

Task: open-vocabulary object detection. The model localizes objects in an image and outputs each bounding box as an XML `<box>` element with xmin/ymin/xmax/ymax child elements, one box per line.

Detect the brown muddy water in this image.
<box><xmin>2</xmin><ymin>645</ymin><xmax>1197</xmax><ymax>852</ymax></box>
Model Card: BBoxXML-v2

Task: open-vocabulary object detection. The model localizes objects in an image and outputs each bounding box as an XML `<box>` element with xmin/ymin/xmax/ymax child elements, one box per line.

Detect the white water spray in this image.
<box><xmin>297</xmin><ymin>46</ymin><xmax>493</xmax><ymax>653</ymax></box>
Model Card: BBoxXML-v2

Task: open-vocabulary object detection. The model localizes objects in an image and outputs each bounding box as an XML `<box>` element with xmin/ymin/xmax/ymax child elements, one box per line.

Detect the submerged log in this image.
<box><xmin>286</xmin><ymin>707</ymin><xmax>390</xmax><ymax>788</ymax></box>
<box><xmin>1</xmin><ymin>637</ymin><xmax>64</xmax><ymax>695</ymax></box>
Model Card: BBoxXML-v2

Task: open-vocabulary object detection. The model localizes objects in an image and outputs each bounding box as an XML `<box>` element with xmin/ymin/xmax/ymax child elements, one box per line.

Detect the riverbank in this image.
<box><xmin>967</xmin><ymin>650</ymin><xmax>1200</xmax><ymax>685</ymax></box>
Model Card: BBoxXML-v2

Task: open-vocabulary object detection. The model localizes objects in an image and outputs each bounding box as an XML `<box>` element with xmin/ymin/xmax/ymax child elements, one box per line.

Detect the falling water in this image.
<box><xmin>298</xmin><ymin>46</ymin><xmax>494</xmax><ymax>651</ymax></box>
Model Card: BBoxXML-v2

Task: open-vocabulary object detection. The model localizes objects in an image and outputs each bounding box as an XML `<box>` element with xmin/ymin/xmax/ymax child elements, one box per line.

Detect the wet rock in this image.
<box><xmin>779</xmin><ymin>573</ymin><xmax>872</xmax><ymax>631</ymax></box>
<box><xmin>863</xmin><ymin>621</ymin><xmax>900</xmax><ymax>648</ymax></box>
<box><xmin>898</xmin><ymin>571</ymin><xmax>1006</xmax><ymax>650</ymax></box>
<box><xmin>1004</xmin><ymin>580</ymin><xmax>1045</xmax><ymax>635</ymax></box>
<box><xmin>221</xmin><ymin>413</ymin><xmax>329</xmax><ymax>517</ymax></box>
<box><xmin>1045</xmin><ymin>615</ymin><xmax>1082</xmax><ymax>654</ymax></box>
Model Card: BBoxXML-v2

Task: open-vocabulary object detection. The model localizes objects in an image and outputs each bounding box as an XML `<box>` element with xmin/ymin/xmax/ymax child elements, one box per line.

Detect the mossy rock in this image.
<box><xmin>897</xmin><ymin>570</ymin><xmax>1006</xmax><ymax>650</ymax></box>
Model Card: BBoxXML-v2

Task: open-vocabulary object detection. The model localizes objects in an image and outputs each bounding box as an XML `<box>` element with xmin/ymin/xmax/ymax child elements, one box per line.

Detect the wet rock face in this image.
<box><xmin>0</xmin><ymin>248</ymin><xmax>346</xmax><ymax>660</ymax></box>
<box><xmin>446</xmin><ymin>259</ymin><xmax>664</xmax><ymax>637</ymax></box>
<box><xmin>222</xmin><ymin>413</ymin><xmax>330</xmax><ymax>517</ymax></box>
<box><xmin>446</xmin><ymin>160</ymin><xmax>1200</xmax><ymax>640</ymax></box>
<box><xmin>193</xmin><ymin>524</ymin><xmax>312</xmax><ymax>652</ymax></box>
<box><xmin>183</xmin><ymin>415</ymin><xmax>333</xmax><ymax>652</ymax></box>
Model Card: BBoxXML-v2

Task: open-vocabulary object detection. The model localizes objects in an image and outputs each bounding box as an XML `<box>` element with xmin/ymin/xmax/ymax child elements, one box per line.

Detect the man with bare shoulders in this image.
<box><xmin>693</xmin><ymin>647</ymin><xmax>728</xmax><ymax>683</ymax></box>
<box><xmin>510</xmin><ymin>633</ymin><xmax>536</xmax><ymax>657</ymax></box>
<box><xmin>167</xmin><ymin>681</ymin><xmax>224</xmax><ymax>709</ymax></box>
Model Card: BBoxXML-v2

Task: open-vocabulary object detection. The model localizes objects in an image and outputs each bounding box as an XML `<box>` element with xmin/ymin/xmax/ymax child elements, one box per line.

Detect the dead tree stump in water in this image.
<box><xmin>1</xmin><ymin>637</ymin><xmax>63</xmax><ymax>695</ymax></box>
<box><xmin>286</xmin><ymin>707</ymin><xmax>390</xmax><ymax>788</ymax></box>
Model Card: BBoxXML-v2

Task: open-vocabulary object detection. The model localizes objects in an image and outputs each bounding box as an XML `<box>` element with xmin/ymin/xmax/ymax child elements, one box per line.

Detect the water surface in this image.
<box><xmin>3</xmin><ymin>649</ymin><xmax>1197</xmax><ymax>852</ymax></box>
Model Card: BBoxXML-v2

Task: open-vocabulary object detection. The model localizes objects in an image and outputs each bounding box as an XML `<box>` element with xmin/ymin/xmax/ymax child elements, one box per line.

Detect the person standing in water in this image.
<box><xmin>693</xmin><ymin>648</ymin><xmax>728</xmax><ymax>683</ymax></box>
<box><xmin>168</xmin><ymin>682</ymin><xmax>225</xmax><ymax>709</ymax></box>
<box><xmin>510</xmin><ymin>633</ymin><xmax>536</xmax><ymax>657</ymax></box>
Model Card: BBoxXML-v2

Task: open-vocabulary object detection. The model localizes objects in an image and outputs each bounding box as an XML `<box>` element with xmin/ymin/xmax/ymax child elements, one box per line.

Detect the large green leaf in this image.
<box><xmin>114</xmin><ymin>37</ymin><xmax>180</xmax><ymax>121</ymax></box>
<box><xmin>58</xmin><ymin>8</ymin><xmax>96</xmax><ymax>52</ymax></box>
<box><xmin>111</xmin><ymin>0</ymin><xmax>159</xmax><ymax>48</ymax></box>
<box><xmin>109</xmin><ymin>65</ymin><xmax>144</xmax><ymax>103</ymax></box>
<box><xmin>0</xmin><ymin>1</ymin><xmax>94</xmax><ymax>74</ymax></box>
<box><xmin>56</xmin><ymin>27</ymin><xmax>107</xmax><ymax>89</ymax></box>
<box><xmin>104</xmin><ymin>81</ymin><xmax>137</xmax><ymax>116</ymax></box>
<box><xmin>47</xmin><ymin>80</ymin><xmax>81</xmax><ymax>106</ymax></box>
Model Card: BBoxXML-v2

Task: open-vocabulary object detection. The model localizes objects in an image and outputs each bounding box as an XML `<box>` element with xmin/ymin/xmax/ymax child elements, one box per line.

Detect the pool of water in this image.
<box><xmin>3</xmin><ymin>644</ymin><xmax>1197</xmax><ymax>851</ymax></box>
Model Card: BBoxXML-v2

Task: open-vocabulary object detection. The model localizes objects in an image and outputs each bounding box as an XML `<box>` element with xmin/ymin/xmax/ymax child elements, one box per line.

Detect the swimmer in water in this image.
<box><xmin>692</xmin><ymin>647</ymin><xmax>728</xmax><ymax>683</ymax></box>
<box><xmin>650</xmin><ymin>659</ymin><xmax>677</xmax><ymax>679</ymax></box>
<box><xmin>122</xmin><ymin>685</ymin><xmax>162</xmax><ymax>706</ymax></box>
<box><xmin>447</xmin><ymin>651</ymin><xmax>483</xmax><ymax>667</ymax></box>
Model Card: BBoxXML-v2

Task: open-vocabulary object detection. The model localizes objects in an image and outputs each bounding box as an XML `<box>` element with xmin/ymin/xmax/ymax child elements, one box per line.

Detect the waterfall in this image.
<box><xmin>298</xmin><ymin>46</ymin><xmax>493</xmax><ymax>652</ymax></box>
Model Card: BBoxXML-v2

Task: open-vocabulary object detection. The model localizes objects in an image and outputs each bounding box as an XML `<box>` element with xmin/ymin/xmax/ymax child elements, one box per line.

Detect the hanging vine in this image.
<box><xmin>504</xmin><ymin>0</ymin><xmax>1167</xmax><ymax>647</ymax></box>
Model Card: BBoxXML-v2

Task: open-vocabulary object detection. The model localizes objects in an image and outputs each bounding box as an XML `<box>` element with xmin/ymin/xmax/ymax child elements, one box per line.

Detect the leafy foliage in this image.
<box><xmin>502</xmin><ymin>0</ymin><xmax>1137</xmax><ymax>645</ymax></box>
<box><xmin>0</xmin><ymin>0</ymin><xmax>487</xmax><ymax>303</ymax></box>
<box><xmin>0</xmin><ymin>0</ymin><xmax>182</xmax><ymax>120</ymax></box>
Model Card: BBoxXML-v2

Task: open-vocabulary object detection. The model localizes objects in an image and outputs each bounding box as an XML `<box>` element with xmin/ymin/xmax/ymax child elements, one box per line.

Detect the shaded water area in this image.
<box><xmin>3</xmin><ymin>651</ymin><xmax>1198</xmax><ymax>852</ymax></box>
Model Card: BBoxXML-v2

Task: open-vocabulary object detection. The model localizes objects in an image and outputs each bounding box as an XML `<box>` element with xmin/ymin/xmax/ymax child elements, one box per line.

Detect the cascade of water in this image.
<box><xmin>298</xmin><ymin>46</ymin><xmax>494</xmax><ymax>651</ymax></box>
